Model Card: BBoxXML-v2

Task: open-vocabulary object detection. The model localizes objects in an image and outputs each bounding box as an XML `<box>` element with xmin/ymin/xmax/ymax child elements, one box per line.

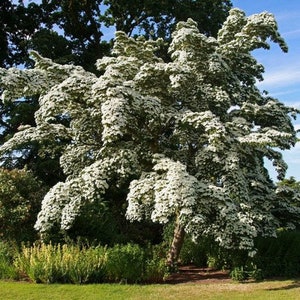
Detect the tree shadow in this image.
<box><xmin>266</xmin><ymin>279</ymin><xmax>300</xmax><ymax>291</ymax></box>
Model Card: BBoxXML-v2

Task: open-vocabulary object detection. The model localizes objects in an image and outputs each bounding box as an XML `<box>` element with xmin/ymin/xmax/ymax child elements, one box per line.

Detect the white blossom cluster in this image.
<box><xmin>0</xmin><ymin>9</ymin><xmax>299</xmax><ymax>251</ymax></box>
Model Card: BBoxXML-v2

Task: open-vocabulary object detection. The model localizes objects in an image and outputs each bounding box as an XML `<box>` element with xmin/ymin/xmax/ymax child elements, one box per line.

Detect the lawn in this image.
<box><xmin>1</xmin><ymin>279</ymin><xmax>300</xmax><ymax>300</ymax></box>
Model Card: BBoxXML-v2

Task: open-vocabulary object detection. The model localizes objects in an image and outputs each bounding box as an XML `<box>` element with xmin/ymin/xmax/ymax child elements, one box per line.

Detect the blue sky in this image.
<box><xmin>232</xmin><ymin>0</ymin><xmax>300</xmax><ymax>181</ymax></box>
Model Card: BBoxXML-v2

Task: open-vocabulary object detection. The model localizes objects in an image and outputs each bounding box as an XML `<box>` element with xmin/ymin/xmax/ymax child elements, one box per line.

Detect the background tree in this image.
<box><xmin>274</xmin><ymin>177</ymin><xmax>300</xmax><ymax>230</ymax></box>
<box><xmin>0</xmin><ymin>0</ymin><xmax>42</xmax><ymax>68</ymax></box>
<box><xmin>277</xmin><ymin>176</ymin><xmax>300</xmax><ymax>192</ymax></box>
<box><xmin>38</xmin><ymin>0</ymin><xmax>111</xmax><ymax>73</ymax></box>
<box><xmin>0</xmin><ymin>1</ymin><xmax>74</xmax><ymax>186</ymax></box>
<box><xmin>1</xmin><ymin>8</ymin><xmax>299</xmax><ymax>265</ymax></box>
<box><xmin>1</xmin><ymin>0</ymin><xmax>232</xmax><ymax>68</ymax></box>
<box><xmin>103</xmin><ymin>0</ymin><xmax>232</xmax><ymax>39</ymax></box>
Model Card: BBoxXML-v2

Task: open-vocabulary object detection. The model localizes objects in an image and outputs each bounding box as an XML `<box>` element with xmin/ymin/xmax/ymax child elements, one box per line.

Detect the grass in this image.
<box><xmin>1</xmin><ymin>279</ymin><xmax>300</xmax><ymax>300</ymax></box>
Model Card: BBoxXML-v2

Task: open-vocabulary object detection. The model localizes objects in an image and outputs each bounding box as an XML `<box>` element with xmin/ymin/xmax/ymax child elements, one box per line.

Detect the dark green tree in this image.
<box><xmin>103</xmin><ymin>0</ymin><xmax>232</xmax><ymax>39</ymax></box>
<box><xmin>38</xmin><ymin>0</ymin><xmax>111</xmax><ymax>72</ymax></box>
<box><xmin>274</xmin><ymin>177</ymin><xmax>300</xmax><ymax>229</ymax></box>
<box><xmin>0</xmin><ymin>0</ymin><xmax>42</xmax><ymax>68</ymax></box>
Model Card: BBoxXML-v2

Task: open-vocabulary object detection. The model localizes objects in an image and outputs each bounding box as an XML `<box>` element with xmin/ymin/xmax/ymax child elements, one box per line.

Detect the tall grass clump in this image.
<box><xmin>14</xmin><ymin>243</ymin><xmax>106</xmax><ymax>283</ymax></box>
<box><xmin>14</xmin><ymin>242</ymin><xmax>168</xmax><ymax>284</ymax></box>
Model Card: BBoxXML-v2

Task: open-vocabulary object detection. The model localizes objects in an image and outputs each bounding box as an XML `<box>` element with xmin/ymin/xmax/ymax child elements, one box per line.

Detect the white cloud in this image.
<box><xmin>257</xmin><ymin>68</ymin><xmax>300</xmax><ymax>88</ymax></box>
<box><xmin>293</xmin><ymin>124</ymin><xmax>300</xmax><ymax>131</ymax></box>
<box><xmin>266</xmin><ymin>89</ymin><xmax>300</xmax><ymax>99</ymax></box>
<box><xmin>275</xmin><ymin>10</ymin><xmax>300</xmax><ymax>22</ymax></box>
<box><xmin>283</xmin><ymin>29</ymin><xmax>300</xmax><ymax>38</ymax></box>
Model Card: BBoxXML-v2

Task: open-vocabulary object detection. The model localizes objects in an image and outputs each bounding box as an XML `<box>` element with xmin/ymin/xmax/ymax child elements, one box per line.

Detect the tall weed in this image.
<box><xmin>14</xmin><ymin>242</ymin><xmax>167</xmax><ymax>284</ymax></box>
<box><xmin>14</xmin><ymin>243</ymin><xmax>106</xmax><ymax>283</ymax></box>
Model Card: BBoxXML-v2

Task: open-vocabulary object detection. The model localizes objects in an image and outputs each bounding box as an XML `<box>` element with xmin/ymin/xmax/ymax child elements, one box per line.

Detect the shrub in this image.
<box><xmin>143</xmin><ymin>245</ymin><xmax>169</xmax><ymax>283</ymax></box>
<box><xmin>0</xmin><ymin>168</ymin><xmax>47</xmax><ymax>244</ymax></box>
<box><xmin>105</xmin><ymin>243</ymin><xmax>145</xmax><ymax>283</ymax></box>
<box><xmin>228</xmin><ymin>230</ymin><xmax>300</xmax><ymax>280</ymax></box>
<box><xmin>63</xmin><ymin>245</ymin><xmax>107</xmax><ymax>284</ymax></box>
<box><xmin>0</xmin><ymin>241</ymin><xmax>19</xmax><ymax>280</ymax></box>
<box><xmin>230</xmin><ymin>265</ymin><xmax>263</xmax><ymax>282</ymax></box>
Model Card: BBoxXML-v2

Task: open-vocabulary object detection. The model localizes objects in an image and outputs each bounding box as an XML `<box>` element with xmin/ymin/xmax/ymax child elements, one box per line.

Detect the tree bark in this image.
<box><xmin>167</xmin><ymin>217</ymin><xmax>185</xmax><ymax>269</ymax></box>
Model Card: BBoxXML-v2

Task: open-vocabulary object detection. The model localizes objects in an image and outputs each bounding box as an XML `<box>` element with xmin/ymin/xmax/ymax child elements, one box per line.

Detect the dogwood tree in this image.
<box><xmin>0</xmin><ymin>8</ymin><xmax>299</xmax><ymax>266</ymax></box>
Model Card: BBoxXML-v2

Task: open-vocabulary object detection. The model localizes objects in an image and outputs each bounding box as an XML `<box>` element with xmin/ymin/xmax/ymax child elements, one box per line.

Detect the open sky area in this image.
<box><xmin>232</xmin><ymin>0</ymin><xmax>300</xmax><ymax>181</ymax></box>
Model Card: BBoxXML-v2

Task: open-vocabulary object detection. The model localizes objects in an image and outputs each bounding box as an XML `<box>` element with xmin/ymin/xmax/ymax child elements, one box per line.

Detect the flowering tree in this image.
<box><xmin>0</xmin><ymin>9</ymin><xmax>299</xmax><ymax>266</ymax></box>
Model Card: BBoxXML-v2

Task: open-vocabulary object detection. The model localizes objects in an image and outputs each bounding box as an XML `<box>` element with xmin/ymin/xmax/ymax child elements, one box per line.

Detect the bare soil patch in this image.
<box><xmin>165</xmin><ymin>265</ymin><xmax>231</xmax><ymax>284</ymax></box>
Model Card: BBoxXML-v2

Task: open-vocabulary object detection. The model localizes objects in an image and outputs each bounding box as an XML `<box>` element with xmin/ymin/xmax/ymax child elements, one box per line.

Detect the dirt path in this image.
<box><xmin>165</xmin><ymin>265</ymin><xmax>232</xmax><ymax>284</ymax></box>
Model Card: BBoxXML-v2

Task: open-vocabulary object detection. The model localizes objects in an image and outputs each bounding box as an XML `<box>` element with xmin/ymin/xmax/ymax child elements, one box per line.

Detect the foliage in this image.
<box><xmin>272</xmin><ymin>181</ymin><xmax>300</xmax><ymax>231</ymax></box>
<box><xmin>253</xmin><ymin>230</ymin><xmax>300</xmax><ymax>278</ymax></box>
<box><xmin>0</xmin><ymin>168</ymin><xmax>47</xmax><ymax>243</ymax></box>
<box><xmin>1</xmin><ymin>0</ymin><xmax>232</xmax><ymax>71</ymax></box>
<box><xmin>105</xmin><ymin>243</ymin><xmax>168</xmax><ymax>283</ymax></box>
<box><xmin>275</xmin><ymin>177</ymin><xmax>300</xmax><ymax>229</ymax></box>
<box><xmin>0</xmin><ymin>9</ymin><xmax>299</xmax><ymax>263</ymax></box>
<box><xmin>143</xmin><ymin>245</ymin><xmax>169</xmax><ymax>283</ymax></box>
<box><xmin>0</xmin><ymin>1</ymin><xmax>232</xmax><ymax>191</ymax></box>
<box><xmin>35</xmin><ymin>0</ymin><xmax>111</xmax><ymax>73</ymax></box>
<box><xmin>174</xmin><ymin>230</ymin><xmax>300</xmax><ymax>282</ymax></box>
<box><xmin>0</xmin><ymin>1</ymin><xmax>42</xmax><ymax>68</ymax></box>
<box><xmin>178</xmin><ymin>237</ymin><xmax>209</xmax><ymax>267</ymax></box>
<box><xmin>216</xmin><ymin>229</ymin><xmax>300</xmax><ymax>280</ymax></box>
<box><xmin>278</xmin><ymin>177</ymin><xmax>300</xmax><ymax>192</ymax></box>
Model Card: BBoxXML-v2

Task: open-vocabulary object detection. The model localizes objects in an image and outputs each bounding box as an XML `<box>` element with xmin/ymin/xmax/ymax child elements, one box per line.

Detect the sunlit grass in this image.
<box><xmin>1</xmin><ymin>279</ymin><xmax>300</xmax><ymax>300</ymax></box>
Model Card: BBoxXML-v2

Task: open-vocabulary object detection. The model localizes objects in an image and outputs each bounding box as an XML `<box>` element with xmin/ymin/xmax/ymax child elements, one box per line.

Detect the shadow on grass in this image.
<box><xmin>266</xmin><ymin>279</ymin><xmax>300</xmax><ymax>291</ymax></box>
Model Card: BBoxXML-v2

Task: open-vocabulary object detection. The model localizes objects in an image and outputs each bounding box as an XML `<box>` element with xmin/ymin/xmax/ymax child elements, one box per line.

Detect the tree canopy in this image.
<box><xmin>1</xmin><ymin>0</ymin><xmax>232</xmax><ymax>70</ymax></box>
<box><xmin>103</xmin><ymin>0</ymin><xmax>232</xmax><ymax>38</ymax></box>
<box><xmin>1</xmin><ymin>8</ymin><xmax>300</xmax><ymax>265</ymax></box>
<box><xmin>0</xmin><ymin>0</ymin><xmax>232</xmax><ymax>187</ymax></box>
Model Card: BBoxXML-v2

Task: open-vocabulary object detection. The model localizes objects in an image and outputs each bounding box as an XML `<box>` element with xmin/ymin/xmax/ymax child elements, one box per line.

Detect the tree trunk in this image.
<box><xmin>167</xmin><ymin>217</ymin><xmax>185</xmax><ymax>269</ymax></box>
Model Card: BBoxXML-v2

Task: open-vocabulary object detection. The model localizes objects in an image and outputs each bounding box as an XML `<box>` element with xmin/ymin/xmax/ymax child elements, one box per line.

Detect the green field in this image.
<box><xmin>1</xmin><ymin>280</ymin><xmax>300</xmax><ymax>300</ymax></box>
